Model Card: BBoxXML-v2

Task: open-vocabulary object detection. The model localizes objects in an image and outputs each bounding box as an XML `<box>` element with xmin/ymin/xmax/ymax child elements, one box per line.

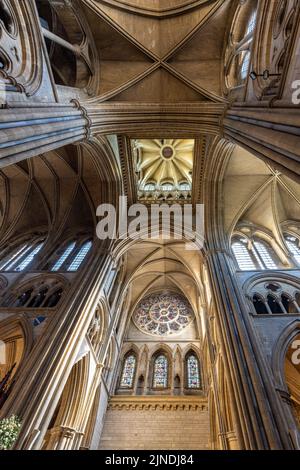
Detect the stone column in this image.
<box><xmin>205</xmin><ymin>247</ymin><xmax>293</xmax><ymax>450</ymax></box>
<box><xmin>224</xmin><ymin>107</ymin><xmax>300</xmax><ymax>183</ymax></box>
<box><xmin>0</xmin><ymin>100</ymin><xmax>91</xmax><ymax>167</ymax></box>
<box><xmin>0</xmin><ymin>244</ymin><xmax>112</xmax><ymax>450</ymax></box>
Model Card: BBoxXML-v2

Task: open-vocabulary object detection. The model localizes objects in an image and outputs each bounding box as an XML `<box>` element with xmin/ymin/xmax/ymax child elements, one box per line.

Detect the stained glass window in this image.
<box><xmin>67</xmin><ymin>240</ymin><xmax>92</xmax><ymax>271</ymax></box>
<box><xmin>133</xmin><ymin>292</ymin><xmax>194</xmax><ymax>336</ymax></box>
<box><xmin>253</xmin><ymin>240</ymin><xmax>277</xmax><ymax>269</ymax></box>
<box><xmin>179</xmin><ymin>182</ymin><xmax>191</xmax><ymax>191</ymax></box>
<box><xmin>161</xmin><ymin>183</ymin><xmax>174</xmax><ymax>192</ymax></box>
<box><xmin>0</xmin><ymin>243</ymin><xmax>30</xmax><ymax>271</ymax></box>
<box><xmin>187</xmin><ymin>354</ymin><xmax>200</xmax><ymax>389</ymax></box>
<box><xmin>144</xmin><ymin>183</ymin><xmax>156</xmax><ymax>191</ymax></box>
<box><xmin>246</xmin><ymin>11</ymin><xmax>257</xmax><ymax>36</ymax></box>
<box><xmin>232</xmin><ymin>240</ymin><xmax>256</xmax><ymax>270</ymax></box>
<box><xmin>285</xmin><ymin>235</ymin><xmax>300</xmax><ymax>266</ymax></box>
<box><xmin>241</xmin><ymin>51</ymin><xmax>251</xmax><ymax>80</ymax></box>
<box><xmin>120</xmin><ymin>354</ymin><xmax>136</xmax><ymax>388</ymax></box>
<box><xmin>153</xmin><ymin>354</ymin><xmax>168</xmax><ymax>388</ymax></box>
<box><xmin>15</xmin><ymin>242</ymin><xmax>44</xmax><ymax>271</ymax></box>
<box><xmin>52</xmin><ymin>241</ymin><xmax>76</xmax><ymax>271</ymax></box>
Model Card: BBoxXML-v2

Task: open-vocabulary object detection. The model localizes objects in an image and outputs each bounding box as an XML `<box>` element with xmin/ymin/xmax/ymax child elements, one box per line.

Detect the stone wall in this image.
<box><xmin>99</xmin><ymin>397</ymin><xmax>210</xmax><ymax>450</ymax></box>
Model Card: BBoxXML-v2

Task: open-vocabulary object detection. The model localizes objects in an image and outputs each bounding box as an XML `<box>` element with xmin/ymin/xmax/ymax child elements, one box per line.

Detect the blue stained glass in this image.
<box><xmin>187</xmin><ymin>355</ymin><xmax>200</xmax><ymax>389</ymax></box>
<box><xmin>15</xmin><ymin>242</ymin><xmax>44</xmax><ymax>271</ymax></box>
<box><xmin>133</xmin><ymin>292</ymin><xmax>193</xmax><ymax>336</ymax></box>
<box><xmin>153</xmin><ymin>355</ymin><xmax>168</xmax><ymax>388</ymax></box>
<box><xmin>120</xmin><ymin>355</ymin><xmax>136</xmax><ymax>388</ymax></box>
<box><xmin>67</xmin><ymin>240</ymin><xmax>92</xmax><ymax>271</ymax></box>
<box><xmin>52</xmin><ymin>241</ymin><xmax>76</xmax><ymax>271</ymax></box>
<box><xmin>246</xmin><ymin>11</ymin><xmax>257</xmax><ymax>36</ymax></box>
<box><xmin>33</xmin><ymin>316</ymin><xmax>46</xmax><ymax>327</ymax></box>
<box><xmin>2</xmin><ymin>244</ymin><xmax>31</xmax><ymax>271</ymax></box>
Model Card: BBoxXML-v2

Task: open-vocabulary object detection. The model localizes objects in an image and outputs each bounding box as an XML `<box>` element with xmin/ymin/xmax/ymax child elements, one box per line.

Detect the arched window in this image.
<box><xmin>0</xmin><ymin>243</ymin><xmax>30</xmax><ymax>270</ymax></box>
<box><xmin>14</xmin><ymin>289</ymin><xmax>34</xmax><ymax>308</ymax></box>
<box><xmin>67</xmin><ymin>240</ymin><xmax>92</xmax><ymax>272</ymax></box>
<box><xmin>144</xmin><ymin>183</ymin><xmax>156</xmax><ymax>191</ymax></box>
<box><xmin>161</xmin><ymin>183</ymin><xmax>174</xmax><ymax>192</ymax></box>
<box><xmin>3</xmin><ymin>278</ymin><xmax>65</xmax><ymax>309</ymax></box>
<box><xmin>186</xmin><ymin>353</ymin><xmax>201</xmax><ymax>389</ymax></box>
<box><xmin>27</xmin><ymin>287</ymin><xmax>48</xmax><ymax>308</ymax></box>
<box><xmin>225</xmin><ymin>0</ymin><xmax>258</xmax><ymax>89</ymax></box>
<box><xmin>253</xmin><ymin>239</ymin><xmax>278</xmax><ymax>269</ymax></box>
<box><xmin>153</xmin><ymin>354</ymin><xmax>168</xmax><ymax>388</ymax></box>
<box><xmin>33</xmin><ymin>316</ymin><xmax>46</xmax><ymax>327</ymax></box>
<box><xmin>43</xmin><ymin>288</ymin><xmax>63</xmax><ymax>308</ymax></box>
<box><xmin>35</xmin><ymin>0</ymin><xmax>93</xmax><ymax>90</ymax></box>
<box><xmin>232</xmin><ymin>236</ymin><xmax>279</xmax><ymax>271</ymax></box>
<box><xmin>232</xmin><ymin>238</ymin><xmax>257</xmax><ymax>270</ymax></box>
<box><xmin>51</xmin><ymin>241</ymin><xmax>76</xmax><ymax>272</ymax></box>
<box><xmin>179</xmin><ymin>182</ymin><xmax>191</xmax><ymax>191</ymax></box>
<box><xmin>15</xmin><ymin>242</ymin><xmax>44</xmax><ymax>271</ymax></box>
<box><xmin>246</xmin><ymin>11</ymin><xmax>257</xmax><ymax>36</ymax></box>
<box><xmin>267</xmin><ymin>294</ymin><xmax>283</xmax><ymax>314</ymax></box>
<box><xmin>120</xmin><ymin>353</ymin><xmax>136</xmax><ymax>389</ymax></box>
<box><xmin>284</xmin><ymin>235</ymin><xmax>300</xmax><ymax>266</ymax></box>
<box><xmin>240</xmin><ymin>51</ymin><xmax>251</xmax><ymax>80</ymax></box>
<box><xmin>252</xmin><ymin>294</ymin><xmax>269</xmax><ymax>315</ymax></box>
<box><xmin>0</xmin><ymin>240</ymin><xmax>45</xmax><ymax>272</ymax></box>
<box><xmin>281</xmin><ymin>294</ymin><xmax>299</xmax><ymax>314</ymax></box>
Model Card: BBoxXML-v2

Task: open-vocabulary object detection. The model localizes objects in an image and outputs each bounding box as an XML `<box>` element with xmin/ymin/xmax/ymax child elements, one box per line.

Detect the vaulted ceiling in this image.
<box><xmin>114</xmin><ymin>237</ymin><xmax>207</xmax><ymax>340</ymax></box>
<box><xmin>223</xmin><ymin>145</ymin><xmax>300</xmax><ymax>252</ymax></box>
<box><xmin>0</xmin><ymin>139</ymin><xmax>120</xmax><ymax>250</ymax></box>
<box><xmin>82</xmin><ymin>0</ymin><xmax>232</xmax><ymax>103</ymax></box>
<box><xmin>133</xmin><ymin>139</ymin><xmax>194</xmax><ymax>191</ymax></box>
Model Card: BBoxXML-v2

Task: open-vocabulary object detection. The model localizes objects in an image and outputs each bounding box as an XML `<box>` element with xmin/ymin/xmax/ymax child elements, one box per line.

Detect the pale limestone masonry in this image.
<box><xmin>99</xmin><ymin>397</ymin><xmax>210</xmax><ymax>450</ymax></box>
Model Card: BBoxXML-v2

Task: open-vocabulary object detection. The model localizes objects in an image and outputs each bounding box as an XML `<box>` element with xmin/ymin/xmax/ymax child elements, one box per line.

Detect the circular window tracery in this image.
<box><xmin>133</xmin><ymin>292</ymin><xmax>194</xmax><ymax>336</ymax></box>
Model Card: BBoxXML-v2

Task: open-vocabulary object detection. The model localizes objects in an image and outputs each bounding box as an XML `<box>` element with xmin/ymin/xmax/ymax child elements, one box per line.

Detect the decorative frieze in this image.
<box><xmin>108</xmin><ymin>396</ymin><xmax>208</xmax><ymax>412</ymax></box>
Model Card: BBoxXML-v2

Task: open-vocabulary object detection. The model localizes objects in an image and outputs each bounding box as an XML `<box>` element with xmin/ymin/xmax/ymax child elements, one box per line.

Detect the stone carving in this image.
<box><xmin>133</xmin><ymin>292</ymin><xmax>194</xmax><ymax>336</ymax></box>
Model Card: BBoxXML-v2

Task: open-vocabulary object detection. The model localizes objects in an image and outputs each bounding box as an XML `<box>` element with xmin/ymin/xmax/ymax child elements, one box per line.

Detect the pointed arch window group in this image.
<box><xmin>0</xmin><ymin>239</ymin><xmax>45</xmax><ymax>272</ymax></box>
<box><xmin>232</xmin><ymin>235</ymin><xmax>279</xmax><ymax>271</ymax></box>
<box><xmin>51</xmin><ymin>239</ymin><xmax>92</xmax><ymax>272</ymax></box>
<box><xmin>232</xmin><ymin>232</ymin><xmax>300</xmax><ymax>271</ymax></box>
<box><xmin>119</xmin><ymin>350</ymin><xmax>201</xmax><ymax>393</ymax></box>
<box><xmin>0</xmin><ymin>236</ymin><xmax>93</xmax><ymax>273</ymax></box>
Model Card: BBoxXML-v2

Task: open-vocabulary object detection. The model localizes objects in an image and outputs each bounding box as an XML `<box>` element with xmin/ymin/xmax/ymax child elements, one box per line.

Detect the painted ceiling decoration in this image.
<box><xmin>133</xmin><ymin>291</ymin><xmax>194</xmax><ymax>336</ymax></box>
<box><xmin>132</xmin><ymin>139</ymin><xmax>194</xmax><ymax>201</ymax></box>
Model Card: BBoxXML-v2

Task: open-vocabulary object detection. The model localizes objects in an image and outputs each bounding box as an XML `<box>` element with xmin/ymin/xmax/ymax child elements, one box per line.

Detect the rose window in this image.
<box><xmin>133</xmin><ymin>292</ymin><xmax>194</xmax><ymax>336</ymax></box>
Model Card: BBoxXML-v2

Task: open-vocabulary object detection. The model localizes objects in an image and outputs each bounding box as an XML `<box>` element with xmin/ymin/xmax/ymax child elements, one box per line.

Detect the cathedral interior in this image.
<box><xmin>0</xmin><ymin>0</ymin><xmax>300</xmax><ymax>451</ymax></box>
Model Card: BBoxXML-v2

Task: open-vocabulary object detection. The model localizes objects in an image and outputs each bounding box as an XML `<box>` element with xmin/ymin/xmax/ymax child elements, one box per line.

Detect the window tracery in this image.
<box><xmin>2</xmin><ymin>277</ymin><xmax>65</xmax><ymax>309</ymax></box>
<box><xmin>0</xmin><ymin>238</ymin><xmax>45</xmax><ymax>272</ymax></box>
<box><xmin>225</xmin><ymin>0</ymin><xmax>258</xmax><ymax>90</ymax></box>
<box><xmin>186</xmin><ymin>353</ymin><xmax>201</xmax><ymax>389</ymax></box>
<box><xmin>249</xmin><ymin>279</ymin><xmax>300</xmax><ymax>315</ymax></box>
<box><xmin>284</xmin><ymin>235</ymin><xmax>300</xmax><ymax>267</ymax></box>
<box><xmin>47</xmin><ymin>238</ymin><xmax>93</xmax><ymax>272</ymax></box>
<box><xmin>231</xmin><ymin>235</ymin><xmax>279</xmax><ymax>271</ymax></box>
<box><xmin>35</xmin><ymin>0</ymin><xmax>95</xmax><ymax>91</ymax></box>
<box><xmin>51</xmin><ymin>241</ymin><xmax>76</xmax><ymax>272</ymax></box>
<box><xmin>120</xmin><ymin>353</ymin><xmax>136</xmax><ymax>389</ymax></box>
<box><xmin>67</xmin><ymin>240</ymin><xmax>92</xmax><ymax>271</ymax></box>
<box><xmin>153</xmin><ymin>354</ymin><xmax>168</xmax><ymax>388</ymax></box>
<box><xmin>133</xmin><ymin>292</ymin><xmax>194</xmax><ymax>336</ymax></box>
